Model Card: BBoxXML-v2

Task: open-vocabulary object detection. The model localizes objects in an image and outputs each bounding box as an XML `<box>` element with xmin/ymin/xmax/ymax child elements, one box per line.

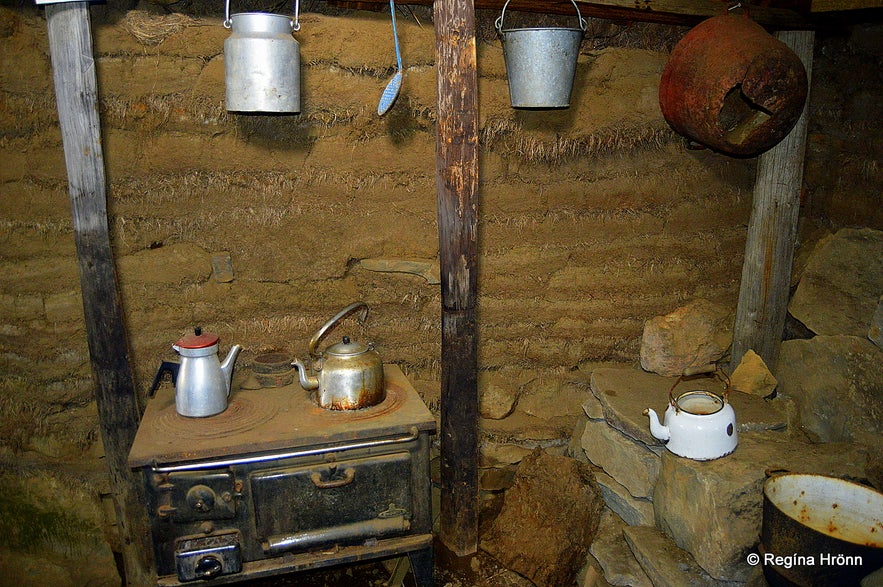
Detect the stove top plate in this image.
<box><xmin>128</xmin><ymin>364</ymin><xmax>436</xmax><ymax>468</ymax></box>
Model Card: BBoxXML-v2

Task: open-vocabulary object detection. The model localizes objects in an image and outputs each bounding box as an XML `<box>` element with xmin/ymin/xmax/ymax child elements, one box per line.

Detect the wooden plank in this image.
<box><xmin>811</xmin><ymin>0</ymin><xmax>883</xmax><ymax>11</ymax></box>
<box><xmin>44</xmin><ymin>3</ymin><xmax>155</xmax><ymax>585</ymax></box>
<box><xmin>331</xmin><ymin>0</ymin><xmax>818</xmax><ymax>28</ymax></box>
<box><xmin>434</xmin><ymin>0</ymin><xmax>481</xmax><ymax>557</ymax></box>
<box><xmin>730</xmin><ymin>30</ymin><xmax>815</xmax><ymax>371</ymax></box>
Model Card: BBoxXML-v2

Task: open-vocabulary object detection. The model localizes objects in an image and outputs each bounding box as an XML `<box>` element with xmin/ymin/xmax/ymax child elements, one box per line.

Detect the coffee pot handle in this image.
<box><xmin>308</xmin><ymin>302</ymin><xmax>370</xmax><ymax>359</ymax></box>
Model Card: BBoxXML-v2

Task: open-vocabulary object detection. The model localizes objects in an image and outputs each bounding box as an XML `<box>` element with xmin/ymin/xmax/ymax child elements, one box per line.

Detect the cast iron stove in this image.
<box><xmin>128</xmin><ymin>364</ymin><xmax>436</xmax><ymax>586</ymax></box>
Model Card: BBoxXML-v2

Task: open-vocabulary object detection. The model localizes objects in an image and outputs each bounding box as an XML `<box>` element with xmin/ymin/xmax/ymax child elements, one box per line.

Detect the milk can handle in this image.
<box><xmin>495</xmin><ymin>0</ymin><xmax>588</xmax><ymax>33</ymax></box>
<box><xmin>224</xmin><ymin>0</ymin><xmax>301</xmax><ymax>31</ymax></box>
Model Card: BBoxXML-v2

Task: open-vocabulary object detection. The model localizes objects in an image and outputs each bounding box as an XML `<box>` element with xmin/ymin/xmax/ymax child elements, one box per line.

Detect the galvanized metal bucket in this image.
<box><xmin>495</xmin><ymin>0</ymin><xmax>586</xmax><ymax>109</ymax></box>
<box><xmin>224</xmin><ymin>0</ymin><xmax>301</xmax><ymax>113</ymax></box>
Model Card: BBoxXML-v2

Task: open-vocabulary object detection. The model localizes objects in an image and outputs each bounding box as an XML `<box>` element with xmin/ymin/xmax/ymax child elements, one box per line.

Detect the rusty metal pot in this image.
<box><xmin>658</xmin><ymin>14</ymin><xmax>808</xmax><ymax>156</ymax></box>
<box><xmin>761</xmin><ymin>471</ymin><xmax>883</xmax><ymax>586</ymax></box>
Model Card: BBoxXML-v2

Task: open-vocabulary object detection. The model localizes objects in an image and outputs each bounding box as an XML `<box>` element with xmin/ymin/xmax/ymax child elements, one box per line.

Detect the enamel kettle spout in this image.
<box><xmin>291</xmin><ymin>357</ymin><xmax>319</xmax><ymax>390</ymax></box>
<box><xmin>221</xmin><ymin>345</ymin><xmax>243</xmax><ymax>396</ymax></box>
<box><xmin>643</xmin><ymin>408</ymin><xmax>671</xmax><ymax>442</ymax></box>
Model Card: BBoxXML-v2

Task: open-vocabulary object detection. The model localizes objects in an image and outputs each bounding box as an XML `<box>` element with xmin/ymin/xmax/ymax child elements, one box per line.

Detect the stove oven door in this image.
<box><xmin>250</xmin><ymin>450</ymin><xmax>414</xmax><ymax>556</ymax></box>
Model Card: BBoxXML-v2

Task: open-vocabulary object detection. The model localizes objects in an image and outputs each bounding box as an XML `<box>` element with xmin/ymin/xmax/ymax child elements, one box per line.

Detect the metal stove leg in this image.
<box><xmin>385</xmin><ymin>556</ymin><xmax>410</xmax><ymax>587</ymax></box>
<box><xmin>408</xmin><ymin>547</ymin><xmax>434</xmax><ymax>587</ymax></box>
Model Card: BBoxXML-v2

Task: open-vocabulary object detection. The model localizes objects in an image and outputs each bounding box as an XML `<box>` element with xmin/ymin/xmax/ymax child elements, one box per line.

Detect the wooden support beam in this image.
<box><xmin>44</xmin><ymin>3</ymin><xmax>155</xmax><ymax>585</ymax></box>
<box><xmin>731</xmin><ymin>30</ymin><xmax>815</xmax><ymax>371</ymax></box>
<box><xmin>434</xmin><ymin>0</ymin><xmax>481</xmax><ymax>557</ymax></box>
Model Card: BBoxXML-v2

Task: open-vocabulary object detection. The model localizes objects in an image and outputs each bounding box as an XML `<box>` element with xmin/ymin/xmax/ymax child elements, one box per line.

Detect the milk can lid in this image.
<box><xmin>175</xmin><ymin>327</ymin><xmax>219</xmax><ymax>349</ymax></box>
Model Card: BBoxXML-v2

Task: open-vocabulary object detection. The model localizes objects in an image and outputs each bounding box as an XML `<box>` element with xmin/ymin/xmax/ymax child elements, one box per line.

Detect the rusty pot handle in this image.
<box><xmin>764</xmin><ymin>467</ymin><xmax>791</xmax><ymax>478</ymax></box>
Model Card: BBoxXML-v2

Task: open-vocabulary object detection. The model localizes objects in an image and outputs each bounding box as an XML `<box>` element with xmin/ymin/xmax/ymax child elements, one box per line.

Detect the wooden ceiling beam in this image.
<box><xmin>330</xmin><ymin>0</ymin><xmax>883</xmax><ymax>28</ymax></box>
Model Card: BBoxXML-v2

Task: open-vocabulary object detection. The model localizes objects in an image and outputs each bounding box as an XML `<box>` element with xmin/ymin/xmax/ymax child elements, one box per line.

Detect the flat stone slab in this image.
<box><xmin>789</xmin><ymin>227</ymin><xmax>883</xmax><ymax>336</ymax></box>
<box><xmin>589</xmin><ymin>511</ymin><xmax>652</xmax><ymax>587</ymax></box>
<box><xmin>623</xmin><ymin>525</ymin><xmax>731</xmax><ymax>587</ymax></box>
<box><xmin>581</xmin><ymin>418</ymin><xmax>661</xmax><ymax>499</ymax></box>
<box><xmin>777</xmin><ymin>335</ymin><xmax>883</xmax><ymax>450</ymax></box>
<box><xmin>594</xmin><ymin>471</ymin><xmax>655</xmax><ymax>527</ymax></box>
<box><xmin>590</xmin><ymin>366</ymin><xmax>788</xmax><ymax>447</ymax></box>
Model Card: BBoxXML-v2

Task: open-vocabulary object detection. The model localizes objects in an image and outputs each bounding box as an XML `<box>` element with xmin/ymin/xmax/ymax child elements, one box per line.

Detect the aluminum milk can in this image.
<box><xmin>224</xmin><ymin>0</ymin><xmax>301</xmax><ymax>113</ymax></box>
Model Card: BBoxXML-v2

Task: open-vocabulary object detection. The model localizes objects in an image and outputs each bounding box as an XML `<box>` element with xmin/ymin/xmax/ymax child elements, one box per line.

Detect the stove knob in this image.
<box><xmin>186</xmin><ymin>485</ymin><xmax>216</xmax><ymax>514</ymax></box>
<box><xmin>194</xmin><ymin>555</ymin><xmax>223</xmax><ymax>579</ymax></box>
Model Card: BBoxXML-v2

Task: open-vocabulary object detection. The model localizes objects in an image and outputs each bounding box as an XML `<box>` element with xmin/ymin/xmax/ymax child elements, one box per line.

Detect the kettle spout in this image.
<box><xmin>220</xmin><ymin>344</ymin><xmax>242</xmax><ymax>396</ymax></box>
<box><xmin>643</xmin><ymin>408</ymin><xmax>670</xmax><ymax>442</ymax></box>
<box><xmin>292</xmin><ymin>358</ymin><xmax>319</xmax><ymax>390</ymax></box>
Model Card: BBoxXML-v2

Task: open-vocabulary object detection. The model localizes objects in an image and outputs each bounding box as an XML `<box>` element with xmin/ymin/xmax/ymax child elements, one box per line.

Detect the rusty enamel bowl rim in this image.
<box><xmin>764</xmin><ymin>472</ymin><xmax>883</xmax><ymax>548</ymax></box>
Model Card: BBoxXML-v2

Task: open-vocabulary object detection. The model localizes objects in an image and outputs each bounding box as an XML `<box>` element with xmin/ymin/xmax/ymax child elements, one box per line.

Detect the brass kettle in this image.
<box><xmin>292</xmin><ymin>302</ymin><xmax>385</xmax><ymax>410</ymax></box>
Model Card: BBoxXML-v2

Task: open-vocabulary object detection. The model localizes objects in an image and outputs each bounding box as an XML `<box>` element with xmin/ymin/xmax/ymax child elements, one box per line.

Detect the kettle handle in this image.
<box><xmin>308</xmin><ymin>302</ymin><xmax>370</xmax><ymax>359</ymax></box>
<box><xmin>669</xmin><ymin>364</ymin><xmax>732</xmax><ymax>409</ymax></box>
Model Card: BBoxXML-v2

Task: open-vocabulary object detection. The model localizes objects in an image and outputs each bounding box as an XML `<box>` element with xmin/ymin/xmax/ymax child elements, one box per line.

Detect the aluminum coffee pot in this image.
<box><xmin>292</xmin><ymin>302</ymin><xmax>385</xmax><ymax>410</ymax></box>
<box><xmin>173</xmin><ymin>328</ymin><xmax>242</xmax><ymax>417</ymax></box>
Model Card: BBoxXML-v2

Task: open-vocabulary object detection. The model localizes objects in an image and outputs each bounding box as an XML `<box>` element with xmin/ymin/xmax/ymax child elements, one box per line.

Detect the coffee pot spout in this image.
<box><xmin>220</xmin><ymin>344</ymin><xmax>243</xmax><ymax>396</ymax></box>
<box><xmin>643</xmin><ymin>408</ymin><xmax>671</xmax><ymax>442</ymax></box>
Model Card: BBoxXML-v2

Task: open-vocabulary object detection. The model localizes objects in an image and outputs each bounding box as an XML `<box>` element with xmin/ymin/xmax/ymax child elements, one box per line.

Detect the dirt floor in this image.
<box><xmin>0</xmin><ymin>1</ymin><xmax>881</xmax><ymax>585</ymax></box>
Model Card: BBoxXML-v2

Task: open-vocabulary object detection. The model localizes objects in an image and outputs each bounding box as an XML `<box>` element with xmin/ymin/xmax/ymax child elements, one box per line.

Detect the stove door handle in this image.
<box><xmin>310</xmin><ymin>467</ymin><xmax>355</xmax><ymax>489</ymax></box>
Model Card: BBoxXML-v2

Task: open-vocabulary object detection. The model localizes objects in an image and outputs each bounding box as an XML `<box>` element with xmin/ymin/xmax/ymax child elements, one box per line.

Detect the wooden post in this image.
<box><xmin>44</xmin><ymin>3</ymin><xmax>155</xmax><ymax>584</ymax></box>
<box><xmin>731</xmin><ymin>30</ymin><xmax>815</xmax><ymax>371</ymax></box>
<box><xmin>434</xmin><ymin>0</ymin><xmax>480</xmax><ymax>557</ymax></box>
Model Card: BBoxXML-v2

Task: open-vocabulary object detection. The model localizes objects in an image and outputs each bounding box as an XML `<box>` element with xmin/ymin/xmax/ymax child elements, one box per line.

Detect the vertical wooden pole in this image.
<box><xmin>45</xmin><ymin>3</ymin><xmax>155</xmax><ymax>585</ymax></box>
<box><xmin>434</xmin><ymin>0</ymin><xmax>480</xmax><ymax>557</ymax></box>
<box><xmin>731</xmin><ymin>30</ymin><xmax>815</xmax><ymax>370</ymax></box>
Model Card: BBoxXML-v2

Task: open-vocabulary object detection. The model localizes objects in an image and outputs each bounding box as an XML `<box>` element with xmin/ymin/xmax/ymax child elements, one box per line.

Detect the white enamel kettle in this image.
<box><xmin>643</xmin><ymin>364</ymin><xmax>737</xmax><ymax>461</ymax></box>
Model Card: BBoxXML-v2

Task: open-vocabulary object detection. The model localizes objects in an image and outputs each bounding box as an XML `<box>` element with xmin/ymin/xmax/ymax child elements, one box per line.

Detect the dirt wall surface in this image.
<box><xmin>0</xmin><ymin>1</ymin><xmax>880</xmax><ymax>584</ymax></box>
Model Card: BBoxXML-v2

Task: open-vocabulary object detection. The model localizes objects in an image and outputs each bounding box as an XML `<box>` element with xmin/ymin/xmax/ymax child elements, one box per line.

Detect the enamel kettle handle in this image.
<box><xmin>308</xmin><ymin>302</ymin><xmax>369</xmax><ymax>359</ymax></box>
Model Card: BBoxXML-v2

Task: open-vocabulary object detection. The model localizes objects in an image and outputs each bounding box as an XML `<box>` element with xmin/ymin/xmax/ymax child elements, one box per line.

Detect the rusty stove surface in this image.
<box><xmin>129</xmin><ymin>364</ymin><xmax>436</xmax><ymax>468</ymax></box>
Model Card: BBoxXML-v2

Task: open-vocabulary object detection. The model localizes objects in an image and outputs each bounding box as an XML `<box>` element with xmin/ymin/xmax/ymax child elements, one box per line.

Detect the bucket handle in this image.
<box><xmin>495</xmin><ymin>0</ymin><xmax>588</xmax><ymax>34</ymax></box>
<box><xmin>224</xmin><ymin>0</ymin><xmax>301</xmax><ymax>31</ymax></box>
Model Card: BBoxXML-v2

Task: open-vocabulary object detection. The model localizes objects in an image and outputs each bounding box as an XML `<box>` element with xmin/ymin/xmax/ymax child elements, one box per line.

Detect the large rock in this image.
<box><xmin>479</xmin><ymin>370</ymin><xmax>521</xmax><ymax>420</ymax></box>
<box><xmin>789</xmin><ymin>227</ymin><xmax>883</xmax><ymax>336</ymax></box>
<box><xmin>776</xmin><ymin>335</ymin><xmax>883</xmax><ymax>450</ymax></box>
<box><xmin>640</xmin><ymin>299</ymin><xmax>733</xmax><ymax>376</ymax></box>
<box><xmin>482</xmin><ymin>450</ymin><xmax>605</xmax><ymax>587</ymax></box>
<box><xmin>653</xmin><ymin>431</ymin><xmax>869</xmax><ymax>582</ymax></box>
<box><xmin>729</xmin><ymin>349</ymin><xmax>777</xmax><ymax>397</ymax></box>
